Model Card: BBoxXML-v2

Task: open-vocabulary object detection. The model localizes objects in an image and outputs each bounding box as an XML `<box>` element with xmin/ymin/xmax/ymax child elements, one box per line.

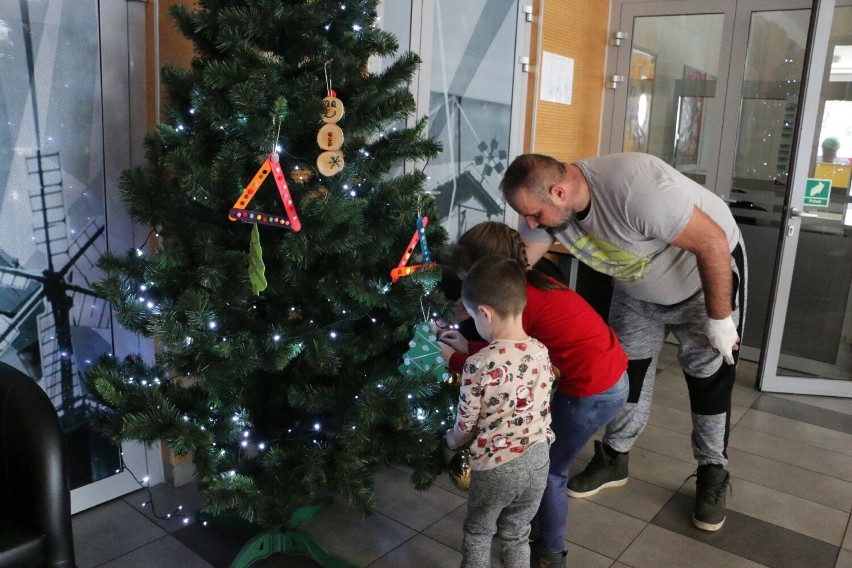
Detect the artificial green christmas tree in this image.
<box><xmin>86</xmin><ymin>0</ymin><xmax>456</xmax><ymax>558</ymax></box>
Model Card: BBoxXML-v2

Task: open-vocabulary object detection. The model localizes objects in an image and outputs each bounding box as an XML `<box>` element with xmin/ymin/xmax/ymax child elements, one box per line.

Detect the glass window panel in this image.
<box><xmin>425</xmin><ymin>1</ymin><xmax>517</xmax><ymax>242</ymax></box>
<box><xmin>0</xmin><ymin>1</ymin><xmax>120</xmax><ymax>488</ymax></box>
<box><xmin>624</xmin><ymin>14</ymin><xmax>724</xmax><ymax>185</ymax></box>
<box><xmin>732</xmin><ymin>9</ymin><xmax>809</xmax><ymax>353</ymax></box>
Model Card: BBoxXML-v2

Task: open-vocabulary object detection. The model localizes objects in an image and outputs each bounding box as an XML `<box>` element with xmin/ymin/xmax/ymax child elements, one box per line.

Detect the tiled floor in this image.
<box><xmin>72</xmin><ymin>344</ymin><xmax>852</xmax><ymax>567</ymax></box>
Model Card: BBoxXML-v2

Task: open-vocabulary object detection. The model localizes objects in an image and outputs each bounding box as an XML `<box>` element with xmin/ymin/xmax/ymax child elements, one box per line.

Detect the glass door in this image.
<box><xmin>0</xmin><ymin>0</ymin><xmax>162</xmax><ymax>513</ymax></box>
<box><xmin>606</xmin><ymin>1</ymin><xmax>736</xmax><ymax>191</ymax></box>
<box><xmin>606</xmin><ymin>0</ymin><xmax>851</xmax><ymax>397</ymax></box>
<box><xmin>756</xmin><ymin>0</ymin><xmax>852</xmax><ymax>396</ymax></box>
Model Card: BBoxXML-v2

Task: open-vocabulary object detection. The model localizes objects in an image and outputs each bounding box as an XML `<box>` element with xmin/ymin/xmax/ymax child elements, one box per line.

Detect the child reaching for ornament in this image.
<box><xmin>445</xmin><ymin>255</ymin><xmax>556</xmax><ymax>568</ymax></box>
<box><xmin>439</xmin><ymin>221</ymin><xmax>628</xmax><ymax>568</ymax></box>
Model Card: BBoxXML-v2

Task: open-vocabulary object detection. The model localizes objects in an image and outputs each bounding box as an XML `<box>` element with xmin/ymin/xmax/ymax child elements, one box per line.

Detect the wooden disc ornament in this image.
<box><xmin>317</xmin><ymin>83</ymin><xmax>344</xmax><ymax>176</ymax></box>
<box><xmin>317</xmin><ymin>150</ymin><xmax>345</xmax><ymax>176</ymax></box>
<box><xmin>321</xmin><ymin>95</ymin><xmax>345</xmax><ymax>123</ymax></box>
<box><xmin>316</xmin><ymin>123</ymin><xmax>344</xmax><ymax>151</ymax></box>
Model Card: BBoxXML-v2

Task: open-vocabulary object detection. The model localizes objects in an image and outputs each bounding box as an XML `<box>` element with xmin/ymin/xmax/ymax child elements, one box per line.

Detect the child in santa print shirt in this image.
<box><xmin>445</xmin><ymin>256</ymin><xmax>556</xmax><ymax>568</ymax></box>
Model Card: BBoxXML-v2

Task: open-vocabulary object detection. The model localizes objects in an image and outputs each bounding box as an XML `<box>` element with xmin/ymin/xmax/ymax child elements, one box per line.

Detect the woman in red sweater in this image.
<box><xmin>439</xmin><ymin>222</ymin><xmax>628</xmax><ymax>568</ymax></box>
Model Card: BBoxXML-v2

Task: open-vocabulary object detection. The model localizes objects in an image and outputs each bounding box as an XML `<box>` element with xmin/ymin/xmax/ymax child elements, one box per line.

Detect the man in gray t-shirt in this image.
<box><xmin>501</xmin><ymin>153</ymin><xmax>747</xmax><ymax>538</ymax></box>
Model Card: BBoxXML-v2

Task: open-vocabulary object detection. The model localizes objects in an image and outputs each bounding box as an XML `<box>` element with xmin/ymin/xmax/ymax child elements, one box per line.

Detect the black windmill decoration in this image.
<box><xmin>0</xmin><ymin>2</ymin><xmax>108</xmax><ymax>428</ymax></box>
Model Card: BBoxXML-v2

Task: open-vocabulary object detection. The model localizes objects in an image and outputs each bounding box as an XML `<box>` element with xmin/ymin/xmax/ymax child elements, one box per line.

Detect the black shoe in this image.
<box><xmin>566</xmin><ymin>441</ymin><xmax>628</xmax><ymax>498</ymax></box>
<box><xmin>691</xmin><ymin>464</ymin><xmax>731</xmax><ymax>531</ymax></box>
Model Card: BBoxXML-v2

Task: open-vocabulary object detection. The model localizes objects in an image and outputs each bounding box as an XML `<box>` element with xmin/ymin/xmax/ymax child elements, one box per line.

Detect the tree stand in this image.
<box><xmin>229</xmin><ymin>498</ymin><xmax>357</xmax><ymax>568</ymax></box>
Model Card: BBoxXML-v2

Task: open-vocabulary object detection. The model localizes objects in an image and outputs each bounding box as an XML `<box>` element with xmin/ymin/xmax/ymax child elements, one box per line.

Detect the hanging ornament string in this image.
<box><xmin>324</xmin><ymin>60</ymin><xmax>333</xmax><ymax>97</ymax></box>
<box><xmin>272</xmin><ymin>117</ymin><xmax>282</xmax><ymax>155</ymax></box>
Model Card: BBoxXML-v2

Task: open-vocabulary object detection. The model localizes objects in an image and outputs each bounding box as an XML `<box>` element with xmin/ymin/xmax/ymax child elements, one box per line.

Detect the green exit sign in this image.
<box><xmin>804</xmin><ymin>178</ymin><xmax>831</xmax><ymax>207</ymax></box>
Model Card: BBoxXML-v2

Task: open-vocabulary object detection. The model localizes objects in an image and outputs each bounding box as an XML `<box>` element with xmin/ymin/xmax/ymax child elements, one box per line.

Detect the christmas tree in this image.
<box><xmin>86</xmin><ymin>0</ymin><xmax>455</xmax><ymax>533</ymax></box>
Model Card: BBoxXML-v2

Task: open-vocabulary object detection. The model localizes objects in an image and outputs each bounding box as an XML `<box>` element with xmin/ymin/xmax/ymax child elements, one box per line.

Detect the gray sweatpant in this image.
<box><xmin>461</xmin><ymin>439</ymin><xmax>549</xmax><ymax>568</ymax></box>
<box><xmin>603</xmin><ymin>240</ymin><xmax>747</xmax><ymax>465</ymax></box>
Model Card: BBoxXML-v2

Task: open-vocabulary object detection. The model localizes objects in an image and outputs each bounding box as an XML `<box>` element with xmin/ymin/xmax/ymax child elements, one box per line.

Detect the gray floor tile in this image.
<box><xmin>844</xmin><ymin>515</ymin><xmax>852</xmax><ymax>551</ymax></box>
<box><xmin>566</xmin><ymin>499</ymin><xmax>647</xmax><ymax>559</ymax></box>
<box><xmin>623</xmin><ymin>446</ymin><xmax>697</xmax><ymax>492</ymax></box>
<box><xmin>654</xmin><ymin>491</ymin><xmax>839</xmax><ymax>568</ymax></box>
<box><xmin>366</xmin><ymin>534</ymin><xmax>461</xmax><ymax>568</ymax></box>
<box><xmin>726</xmin><ymin>446</ymin><xmax>852</xmax><ymax>511</ymax></box>
<box><xmin>645</xmin><ymin>404</ymin><xmax>694</xmax><ymax>435</ymax></box>
<box><xmin>729</xmin><ymin>425</ymin><xmax>852</xmax><ymax>483</ymax></box>
<box><xmin>98</xmin><ymin>536</ymin><xmax>213</xmax><ymax>568</ymax></box>
<box><xmin>419</xmin><ymin>504</ymin><xmax>524</xmax><ymax>568</ymax></box>
<box><xmin>680</xmin><ymin>476</ymin><xmax>848</xmax><ymax>546</ymax></box>
<box><xmin>732</xmin><ymin>383</ymin><xmax>761</xmax><ymax>410</ymax></box>
<box><xmin>300</xmin><ymin>496</ymin><xmax>416</xmax><ymax>566</ymax></box>
<box><xmin>564</xmin><ymin>542</ymin><xmax>613</xmax><ymax>567</ymax></box>
<box><xmin>773</xmin><ymin>393</ymin><xmax>852</xmax><ymax>415</ymax></box>
<box><xmin>737</xmin><ymin>409</ymin><xmax>852</xmax><ymax>457</ymax></box>
<box><xmin>735</xmin><ymin>358</ymin><xmax>760</xmax><ymax>388</ymax></box>
<box><xmin>633</xmin><ymin>423</ymin><xmax>694</xmax><ymax>464</ymax></box>
<box><xmin>72</xmin><ymin>498</ymin><xmax>168</xmax><ymax>568</ymax></box>
<box><xmin>121</xmin><ymin>482</ymin><xmax>203</xmax><ymax>533</ymax></box>
<box><xmin>619</xmin><ymin>524</ymin><xmax>767</xmax><ymax>568</ymax></box>
<box><xmin>582</xmin><ymin>476</ymin><xmax>674</xmax><ymax>522</ymax></box>
<box><xmin>837</xmin><ymin>548</ymin><xmax>852</xmax><ymax>568</ymax></box>
<box><xmin>373</xmin><ymin>466</ymin><xmax>467</xmax><ymax>532</ymax></box>
<box><xmin>752</xmin><ymin>395</ymin><xmax>852</xmax><ymax>435</ymax></box>
<box><xmin>421</xmin><ymin>502</ymin><xmax>466</xmax><ymax>551</ymax></box>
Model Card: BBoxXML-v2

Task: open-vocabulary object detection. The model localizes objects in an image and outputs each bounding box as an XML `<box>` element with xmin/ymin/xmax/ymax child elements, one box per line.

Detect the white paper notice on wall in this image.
<box><xmin>540</xmin><ymin>52</ymin><xmax>574</xmax><ymax>105</ymax></box>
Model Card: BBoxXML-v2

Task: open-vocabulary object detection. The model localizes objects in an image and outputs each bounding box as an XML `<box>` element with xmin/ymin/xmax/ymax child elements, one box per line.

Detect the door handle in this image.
<box><xmin>789</xmin><ymin>207</ymin><xmax>818</xmax><ymax>218</ymax></box>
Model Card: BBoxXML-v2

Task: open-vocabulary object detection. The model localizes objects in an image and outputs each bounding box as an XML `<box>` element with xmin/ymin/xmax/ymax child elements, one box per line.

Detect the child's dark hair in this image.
<box><xmin>450</xmin><ymin>221</ymin><xmax>567</xmax><ymax>291</ymax></box>
<box><xmin>461</xmin><ymin>256</ymin><xmax>526</xmax><ymax>318</ymax></box>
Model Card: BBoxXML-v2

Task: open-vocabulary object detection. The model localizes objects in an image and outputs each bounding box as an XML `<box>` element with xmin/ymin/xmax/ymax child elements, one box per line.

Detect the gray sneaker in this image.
<box><xmin>692</xmin><ymin>464</ymin><xmax>731</xmax><ymax>531</ymax></box>
<box><xmin>566</xmin><ymin>441</ymin><xmax>628</xmax><ymax>498</ymax></box>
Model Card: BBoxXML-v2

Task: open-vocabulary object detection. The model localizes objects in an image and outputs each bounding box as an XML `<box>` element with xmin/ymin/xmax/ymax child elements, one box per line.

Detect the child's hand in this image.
<box><xmin>438</xmin><ymin>329</ymin><xmax>468</xmax><ymax>354</ymax></box>
<box><xmin>438</xmin><ymin>340</ymin><xmax>457</xmax><ymax>363</ymax></box>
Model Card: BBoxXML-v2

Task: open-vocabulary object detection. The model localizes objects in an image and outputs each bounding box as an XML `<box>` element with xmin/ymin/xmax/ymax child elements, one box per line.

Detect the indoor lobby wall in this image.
<box><xmin>525</xmin><ymin>0</ymin><xmax>611</xmax><ymax>161</ymax></box>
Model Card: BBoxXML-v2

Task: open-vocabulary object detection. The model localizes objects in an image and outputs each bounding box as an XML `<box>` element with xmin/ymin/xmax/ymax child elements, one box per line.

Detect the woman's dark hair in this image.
<box><xmin>449</xmin><ymin>221</ymin><xmax>567</xmax><ymax>291</ymax></box>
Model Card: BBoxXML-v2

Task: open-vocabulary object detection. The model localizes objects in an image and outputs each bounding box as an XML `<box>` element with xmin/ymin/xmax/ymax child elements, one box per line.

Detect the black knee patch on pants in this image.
<box><xmin>685</xmin><ymin>362</ymin><xmax>736</xmax><ymax>415</ymax></box>
<box><xmin>626</xmin><ymin>358</ymin><xmax>652</xmax><ymax>404</ymax></box>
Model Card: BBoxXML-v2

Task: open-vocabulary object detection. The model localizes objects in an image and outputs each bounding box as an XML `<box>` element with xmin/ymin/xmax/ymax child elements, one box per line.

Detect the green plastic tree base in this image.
<box><xmin>230</xmin><ymin>530</ymin><xmax>357</xmax><ymax>568</ymax></box>
<box><xmin>229</xmin><ymin>498</ymin><xmax>357</xmax><ymax>568</ymax></box>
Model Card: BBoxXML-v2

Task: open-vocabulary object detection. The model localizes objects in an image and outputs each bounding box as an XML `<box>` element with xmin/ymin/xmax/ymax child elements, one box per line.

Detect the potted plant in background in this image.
<box><xmin>821</xmin><ymin>136</ymin><xmax>840</xmax><ymax>162</ymax></box>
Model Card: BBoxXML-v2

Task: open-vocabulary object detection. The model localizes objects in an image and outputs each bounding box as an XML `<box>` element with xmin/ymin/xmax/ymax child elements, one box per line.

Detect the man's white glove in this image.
<box><xmin>706</xmin><ymin>316</ymin><xmax>739</xmax><ymax>365</ymax></box>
